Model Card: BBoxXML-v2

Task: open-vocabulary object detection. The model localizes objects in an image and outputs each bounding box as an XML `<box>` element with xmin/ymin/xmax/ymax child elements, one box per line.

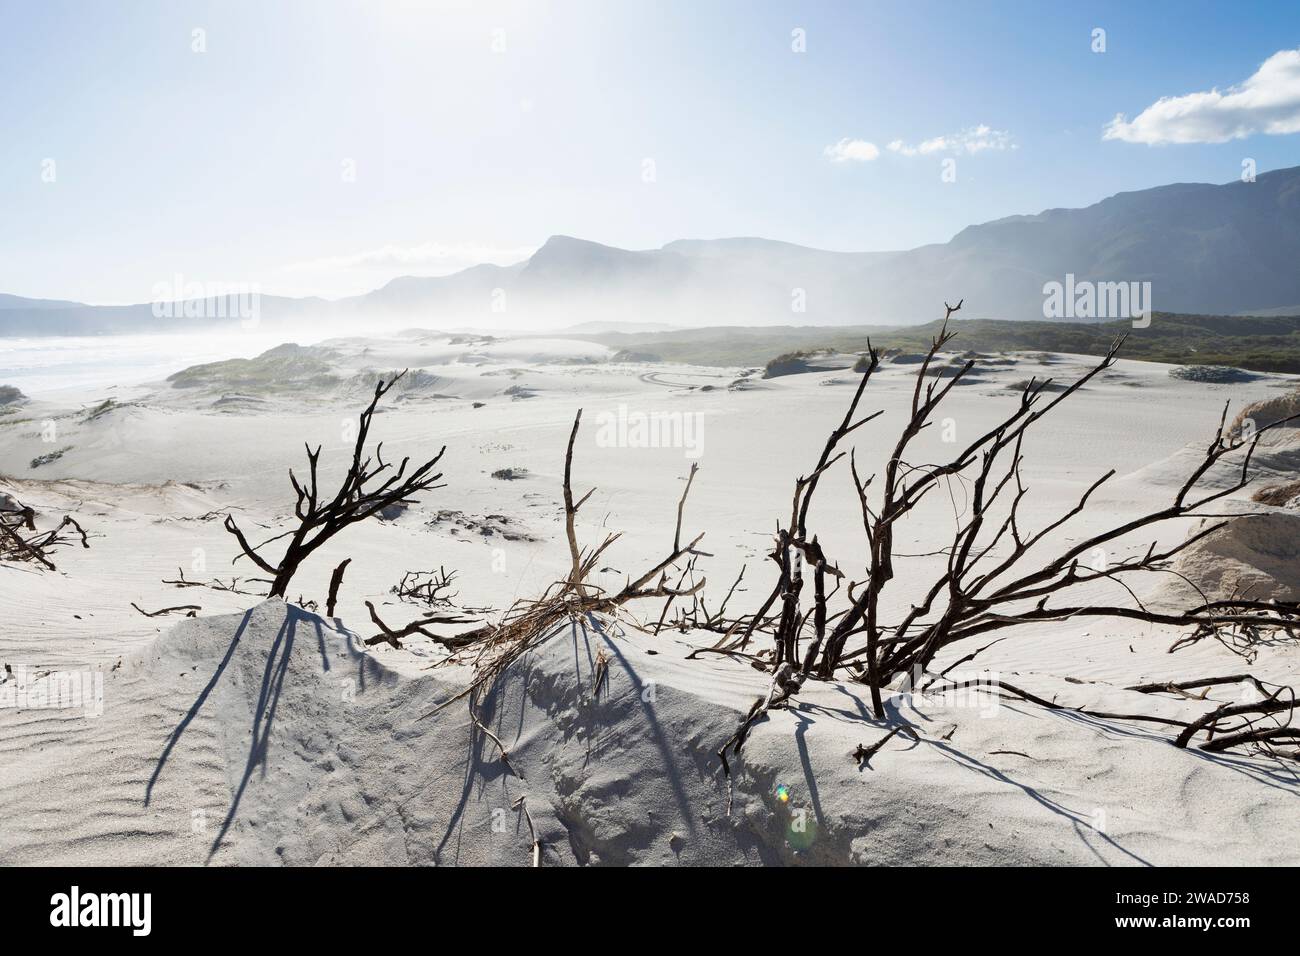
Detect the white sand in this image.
<box><xmin>2</xmin><ymin>335</ymin><xmax>1298</xmax><ymax>865</ymax></box>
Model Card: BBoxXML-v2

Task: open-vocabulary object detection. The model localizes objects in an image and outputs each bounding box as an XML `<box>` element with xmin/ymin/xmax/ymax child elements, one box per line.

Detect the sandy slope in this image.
<box><xmin>1</xmin><ymin>599</ymin><xmax>1296</xmax><ymax>866</ymax></box>
<box><xmin>2</xmin><ymin>332</ymin><xmax>1299</xmax><ymax>865</ymax></box>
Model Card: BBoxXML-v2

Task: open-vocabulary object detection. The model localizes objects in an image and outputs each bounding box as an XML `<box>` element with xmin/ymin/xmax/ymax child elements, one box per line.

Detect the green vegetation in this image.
<box><xmin>167</xmin><ymin>343</ymin><xmax>340</xmax><ymax>392</ymax></box>
<box><xmin>565</xmin><ymin>312</ymin><xmax>1300</xmax><ymax>374</ymax></box>
<box><xmin>83</xmin><ymin>398</ymin><xmax>117</xmax><ymax>421</ymax></box>
<box><xmin>763</xmin><ymin>350</ymin><xmax>829</xmax><ymax>379</ymax></box>
<box><xmin>30</xmin><ymin>446</ymin><xmax>70</xmax><ymax>469</ymax></box>
<box><xmin>1168</xmin><ymin>365</ymin><xmax>1256</xmax><ymax>383</ymax></box>
<box><xmin>610</xmin><ymin>349</ymin><xmax>664</xmax><ymax>363</ymax></box>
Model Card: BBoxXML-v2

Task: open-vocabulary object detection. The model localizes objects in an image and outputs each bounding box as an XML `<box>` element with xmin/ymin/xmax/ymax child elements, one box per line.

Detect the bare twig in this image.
<box><xmin>131</xmin><ymin>603</ymin><xmax>201</xmax><ymax>618</ymax></box>
<box><xmin>512</xmin><ymin>795</ymin><xmax>542</xmax><ymax>867</ymax></box>
<box><xmin>853</xmin><ymin>725</ymin><xmax>916</xmax><ymax>767</ymax></box>
<box><xmin>224</xmin><ymin>371</ymin><xmax>446</xmax><ymax>598</ymax></box>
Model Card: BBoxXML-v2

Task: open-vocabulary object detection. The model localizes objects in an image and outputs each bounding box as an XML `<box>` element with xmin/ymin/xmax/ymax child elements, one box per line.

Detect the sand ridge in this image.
<box><xmin>2</xmin><ymin>598</ymin><xmax>1297</xmax><ymax>865</ymax></box>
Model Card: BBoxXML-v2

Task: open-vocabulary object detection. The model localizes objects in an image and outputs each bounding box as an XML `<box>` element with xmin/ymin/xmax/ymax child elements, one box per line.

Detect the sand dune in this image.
<box><xmin>2</xmin><ymin>597</ymin><xmax>1297</xmax><ymax>866</ymax></box>
<box><xmin>3</xmin><ymin>332</ymin><xmax>1299</xmax><ymax>865</ymax></box>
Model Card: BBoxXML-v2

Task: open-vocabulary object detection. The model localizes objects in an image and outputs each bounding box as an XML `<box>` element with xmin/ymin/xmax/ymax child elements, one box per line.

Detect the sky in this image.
<box><xmin>2</xmin><ymin>0</ymin><xmax>1299</xmax><ymax>304</ymax></box>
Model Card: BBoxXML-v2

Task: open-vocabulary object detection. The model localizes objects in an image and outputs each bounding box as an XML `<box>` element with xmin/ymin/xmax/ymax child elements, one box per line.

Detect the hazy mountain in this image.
<box><xmin>0</xmin><ymin>295</ymin><xmax>323</xmax><ymax>336</ymax></box>
<box><xmin>4</xmin><ymin>166</ymin><xmax>1299</xmax><ymax>335</ymax></box>
<box><xmin>859</xmin><ymin>165</ymin><xmax>1300</xmax><ymax>322</ymax></box>
<box><xmin>0</xmin><ymin>293</ymin><xmax>84</xmax><ymax>311</ymax></box>
<box><xmin>331</xmin><ymin>235</ymin><xmax>898</xmax><ymax>328</ymax></box>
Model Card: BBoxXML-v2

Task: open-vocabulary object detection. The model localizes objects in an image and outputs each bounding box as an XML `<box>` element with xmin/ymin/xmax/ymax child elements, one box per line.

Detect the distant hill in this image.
<box><xmin>565</xmin><ymin>312</ymin><xmax>1300</xmax><ymax>374</ymax></box>
<box><xmin>875</xmin><ymin>167</ymin><xmax>1300</xmax><ymax>321</ymax></box>
<box><xmin>0</xmin><ymin>294</ymin><xmax>334</xmax><ymax>336</ymax></box>
<box><xmin>0</xmin><ymin>293</ymin><xmax>84</xmax><ymax>311</ymax></box>
<box><xmin>331</xmin><ymin>235</ymin><xmax>900</xmax><ymax>328</ymax></box>
<box><xmin>4</xmin><ymin>166</ymin><xmax>1300</xmax><ymax>335</ymax></box>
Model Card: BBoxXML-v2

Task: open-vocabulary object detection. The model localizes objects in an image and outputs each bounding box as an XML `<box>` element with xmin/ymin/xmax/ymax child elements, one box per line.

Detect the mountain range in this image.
<box><xmin>4</xmin><ymin>166</ymin><xmax>1300</xmax><ymax>336</ymax></box>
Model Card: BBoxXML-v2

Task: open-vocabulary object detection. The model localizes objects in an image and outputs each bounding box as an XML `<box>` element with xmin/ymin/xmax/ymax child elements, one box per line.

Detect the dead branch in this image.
<box><xmin>131</xmin><ymin>602</ymin><xmax>201</xmax><ymax>618</ymax></box>
<box><xmin>1166</xmin><ymin>614</ymin><xmax>1282</xmax><ymax>662</ymax></box>
<box><xmin>1172</xmin><ymin>681</ymin><xmax>1297</xmax><ymax>750</ymax></box>
<box><xmin>0</xmin><ymin>495</ymin><xmax>90</xmax><ymax>571</ymax></box>
<box><xmin>466</xmin><ymin>685</ymin><xmax>515</xmax><ymax>773</ymax></box>
<box><xmin>922</xmin><ymin>677</ymin><xmax>1194</xmax><ymax>730</ymax></box>
<box><xmin>717</xmin><ymin>662</ymin><xmax>802</xmax><ymax>777</ymax></box>
<box><xmin>162</xmin><ymin>567</ymin><xmax>266</xmax><ymax>596</ymax></box>
<box><xmin>853</xmin><ymin>724</ymin><xmax>917</xmax><ymax>768</ymax></box>
<box><xmin>724</xmin><ymin>297</ymin><xmax>1300</xmax><ymax>751</ymax></box>
<box><xmin>562</xmin><ymin>410</ymin><xmax>593</xmax><ymax>596</ymax></box>
<box><xmin>362</xmin><ymin>601</ymin><xmax>478</xmax><ymax>650</ymax></box>
<box><xmin>1127</xmin><ymin>674</ymin><xmax>1269</xmax><ymax>696</ymax></box>
<box><xmin>392</xmin><ymin>566</ymin><xmax>460</xmax><ymax>607</ymax></box>
<box><xmin>326</xmin><ymin>558</ymin><xmax>351</xmax><ymax>617</ymax></box>
<box><xmin>223</xmin><ymin>370</ymin><xmax>446</xmax><ymax>599</ymax></box>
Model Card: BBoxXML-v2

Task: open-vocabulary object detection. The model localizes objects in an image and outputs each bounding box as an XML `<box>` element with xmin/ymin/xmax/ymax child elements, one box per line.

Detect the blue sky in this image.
<box><xmin>2</xmin><ymin>0</ymin><xmax>1299</xmax><ymax>302</ymax></box>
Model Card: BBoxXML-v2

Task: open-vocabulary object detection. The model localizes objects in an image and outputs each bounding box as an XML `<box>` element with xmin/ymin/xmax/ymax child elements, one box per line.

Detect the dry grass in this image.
<box><xmin>1252</xmin><ymin>479</ymin><xmax>1300</xmax><ymax>506</ymax></box>
<box><xmin>1231</xmin><ymin>389</ymin><xmax>1300</xmax><ymax>437</ymax></box>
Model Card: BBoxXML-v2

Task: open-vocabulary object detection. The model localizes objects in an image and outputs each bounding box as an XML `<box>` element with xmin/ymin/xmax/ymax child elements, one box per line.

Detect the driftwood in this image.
<box><xmin>391</xmin><ymin>567</ymin><xmax>469</xmax><ymax>609</ymax></box>
<box><xmin>356</xmin><ymin>565</ymin><xmax>498</xmax><ymax>655</ymax></box>
<box><xmin>224</xmin><ymin>371</ymin><xmax>445</xmax><ymax>598</ymax></box>
<box><xmin>717</xmin><ymin>662</ymin><xmax>802</xmax><ymax>776</ymax></box>
<box><xmin>131</xmin><ymin>602</ymin><xmax>201</xmax><ymax>618</ymax></box>
<box><xmin>162</xmin><ymin>567</ymin><xmax>266</xmax><ymax>597</ymax></box>
<box><xmin>1165</xmin><ymin>608</ymin><xmax>1290</xmax><ymax>662</ymax></box>
<box><xmin>362</xmin><ymin>601</ymin><xmax>477</xmax><ymax>650</ymax></box>
<box><xmin>853</xmin><ymin>725</ymin><xmax>918</xmax><ymax>768</ymax></box>
<box><xmin>0</xmin><ymin>495</ymin><xmax>89</xmax><ymax>571</ymax></box>
<box><xmin>922</xmin><ymin>674</ymin><xmax>1298</xmax><ymax>761</ymax></box>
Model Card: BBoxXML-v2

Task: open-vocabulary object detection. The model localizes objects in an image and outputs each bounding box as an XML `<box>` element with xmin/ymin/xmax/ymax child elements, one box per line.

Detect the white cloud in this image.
<box><xmin>823</xmin><ymin>138</ymin><xmax>881</xmax><ymax>163</ymax></box>
<box><xmin>887</xmin><ymin>125</ymin><xmax>1015</xmax><ymax>157</ymax></box>
<box><xmin>282</xmin><ymin>241</ymin><xmax>536</xmax><ymax>275</ymax></box>
<box><xmin>1105</xmin><ymin>48</ymin><xmax>1300</xmax><ymax>145</ymax></box>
